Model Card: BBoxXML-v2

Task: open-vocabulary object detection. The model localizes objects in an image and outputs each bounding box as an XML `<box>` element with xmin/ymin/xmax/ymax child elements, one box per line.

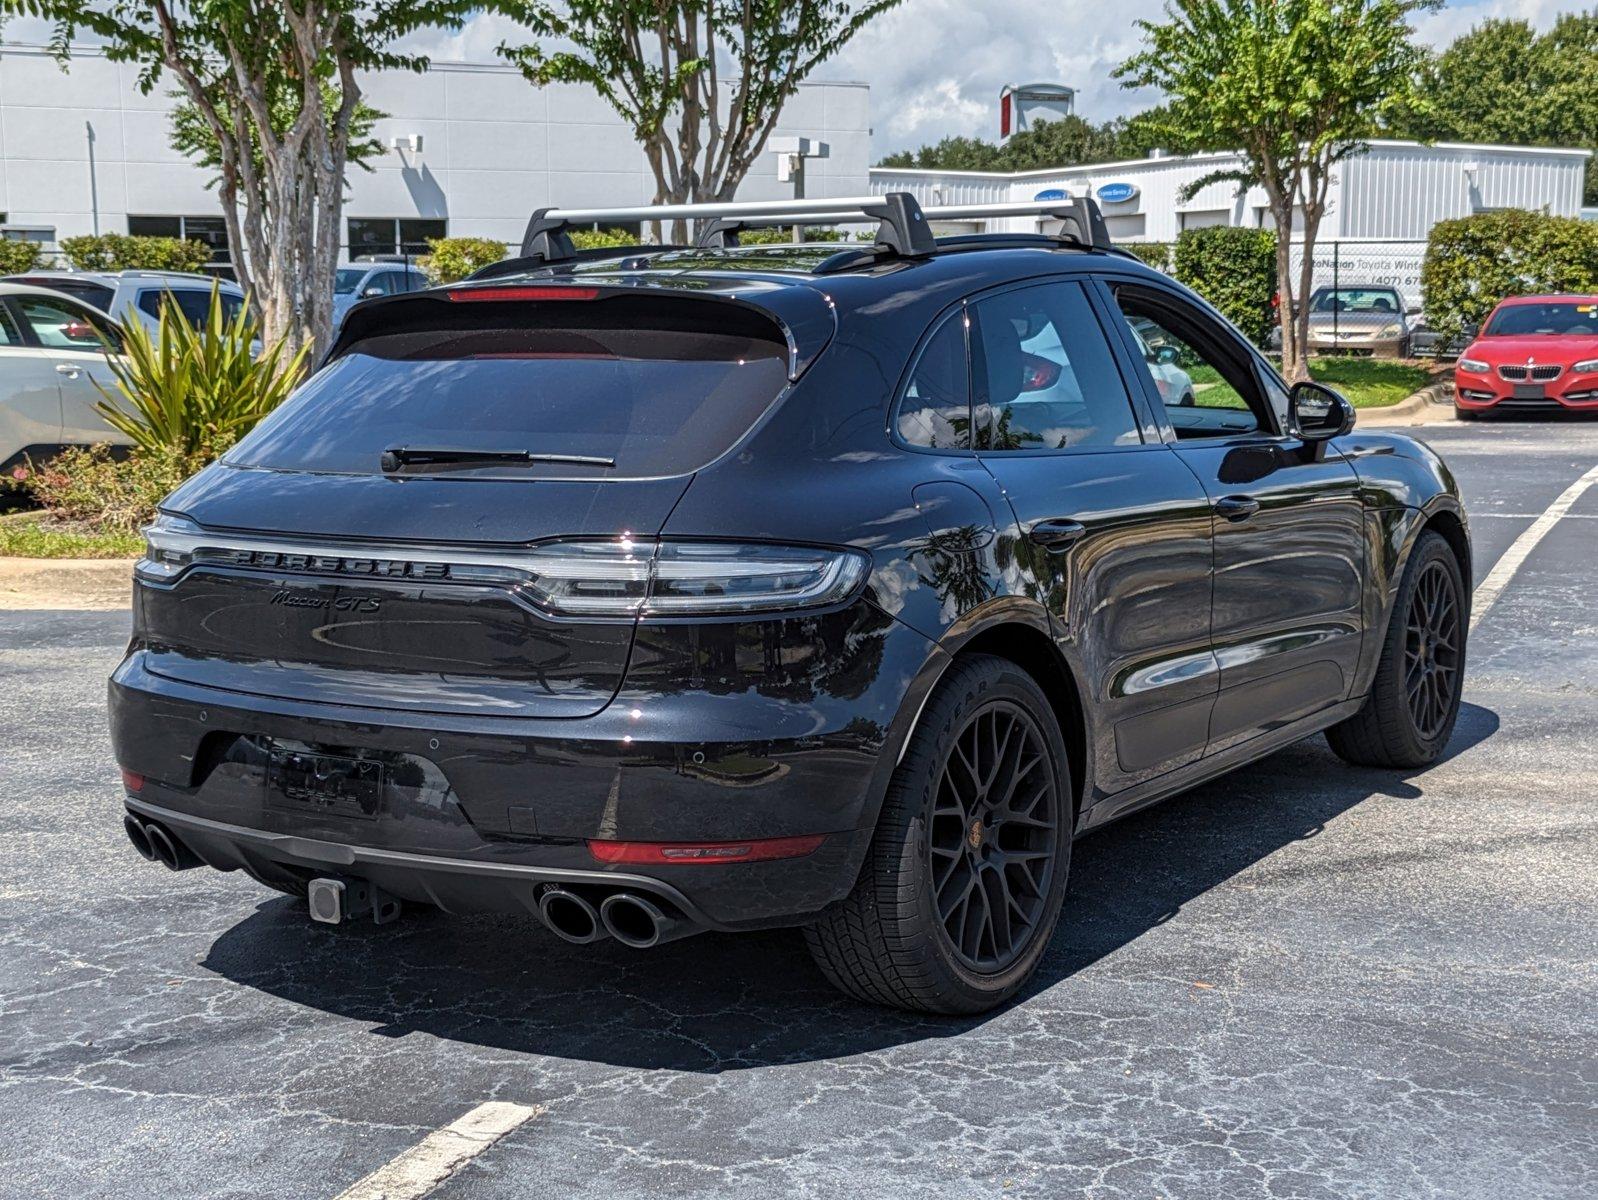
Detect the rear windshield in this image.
<box><xmin>1484</xmin><ymin>302</ymin><xmax>1598</xmax><ymax>337</ymax></box>
<box><xmin>225</xmin><ymin>315</ymin><xmax>791</xmax><ymax>479</ymax></box>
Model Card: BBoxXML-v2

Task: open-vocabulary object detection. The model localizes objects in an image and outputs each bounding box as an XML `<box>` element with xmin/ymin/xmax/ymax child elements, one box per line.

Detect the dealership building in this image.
<box><xmin>0</xmin><ymin>39</ymin><xmax>1588</xmax><ymax>283</ymax></box>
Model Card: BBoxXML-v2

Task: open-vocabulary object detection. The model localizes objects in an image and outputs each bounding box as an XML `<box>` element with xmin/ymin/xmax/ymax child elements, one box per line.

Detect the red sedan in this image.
<box><xmin>1454</xmin><ymin>294</ymin><xmax>1598</xmax><ymax>418</ymax></box>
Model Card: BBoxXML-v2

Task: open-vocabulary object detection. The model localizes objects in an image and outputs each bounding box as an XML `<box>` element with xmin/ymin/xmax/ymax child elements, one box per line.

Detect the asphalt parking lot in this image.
<box><xmin>2</xmin><ymin>418</ymin><xmax>1594</xmax><ymax>1200</ymax></box>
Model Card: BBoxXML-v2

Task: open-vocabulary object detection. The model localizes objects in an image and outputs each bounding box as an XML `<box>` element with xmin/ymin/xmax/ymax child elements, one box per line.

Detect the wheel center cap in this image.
<box><xmin>967</xmin><ymin>818</ymin><xmax>986</xmax><ymax>850</ymax></box>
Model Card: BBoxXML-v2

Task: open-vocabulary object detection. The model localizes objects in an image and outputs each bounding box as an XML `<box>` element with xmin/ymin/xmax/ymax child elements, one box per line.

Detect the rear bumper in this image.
<box><xmin>108</xmin><ymin>608</ymin><xmax>937</xmax><ymax>928</ymax></box>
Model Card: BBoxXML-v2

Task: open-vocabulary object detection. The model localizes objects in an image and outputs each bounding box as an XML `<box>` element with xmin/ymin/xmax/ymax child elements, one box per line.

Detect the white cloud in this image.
<box><xmin>5</xmin><ymin>0</ymin><xmax>1585</xmax><ymax>159</ymax></box>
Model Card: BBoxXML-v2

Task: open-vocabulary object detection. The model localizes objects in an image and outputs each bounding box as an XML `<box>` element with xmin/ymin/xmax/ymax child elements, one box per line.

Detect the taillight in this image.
<box><xmin>120</xmin><ymin>768</ymin><xmax>145</xmax><ymax>793</ymax></box>
<box><xmin>446</xmin><ymin>285</ymin><xmax>600</xmax><ymax>302</ymax></box>
<box><xmin>588</xmin><ymin>834</ymin><xmax>826</xmax><ymax>865</ymax></box>
<box><xmin>1020</xmin><ymin>352</ymin><xmax>1062</xmax><ymax>392</ymax></box>
<box><xmin>522</xmin><ymin>540</ymin><xmax>869</xmax><ymax>618</ymax></box>
<box><xmin>135</xmin><ymin>512</ymin><xmax>204</xmax><ymax>583</ymax></box>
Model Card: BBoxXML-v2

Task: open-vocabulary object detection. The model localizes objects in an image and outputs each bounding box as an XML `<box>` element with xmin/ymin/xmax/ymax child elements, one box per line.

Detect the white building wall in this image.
<box><xmin>0</xmin><ymin>43</ymin><xmax>871</xmax><ymax>254</ymax></box>
<box><xmin>871</xmin><ymin>140</ymin><xmax>1590</xmax><ymax>243</ymax></box>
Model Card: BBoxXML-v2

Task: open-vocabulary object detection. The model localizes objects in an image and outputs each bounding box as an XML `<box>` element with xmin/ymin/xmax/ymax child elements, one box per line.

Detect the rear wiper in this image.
<box><xmin>381</xmin><ymin>446</ymin><xmax>615</xmax><ymax>472</ymax></box>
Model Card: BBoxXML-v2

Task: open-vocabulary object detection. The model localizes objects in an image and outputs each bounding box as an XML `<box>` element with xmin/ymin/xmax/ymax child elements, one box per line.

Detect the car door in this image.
<box><xmin>0</xmin><ymin>298</ymin><xmax>65</xmax><ymax>465</ymax></box>
<box><xmin>11</xmin><ymin>292</ymin><xmax>129</xmax><ymax>447</ymax></box>
<box><xmin>965</xmin><ymin>279</ymin><xmax>1218</xmax><ymax>796</ymax></box>
<box><xmin>1097</xmin><ymin>278</ymin><xmax>1366</xmax><ymax>756</ymax></box>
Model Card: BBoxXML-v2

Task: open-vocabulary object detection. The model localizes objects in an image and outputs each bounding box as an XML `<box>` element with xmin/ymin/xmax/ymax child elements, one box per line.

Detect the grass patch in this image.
<box><xmin>1299</xmin><ymin>357</ymin><xmax>1433</xmax><ymax>408</ymax></box>
<box><xmin>0</xmin><ymin>518</ymin><xmax>141</xmax><ymax>559</ymax></box>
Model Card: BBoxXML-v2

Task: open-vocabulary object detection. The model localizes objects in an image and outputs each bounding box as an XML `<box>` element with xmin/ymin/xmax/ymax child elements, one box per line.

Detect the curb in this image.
<box><xmin>0</xmin><ymin>556</ymin><xmax>134</xmax><ymax>611</ymax></box>
<box><xmin>1357</xmin><ymin>379</ymin><xmax>1454</xmax><ymax>427</ymax></box>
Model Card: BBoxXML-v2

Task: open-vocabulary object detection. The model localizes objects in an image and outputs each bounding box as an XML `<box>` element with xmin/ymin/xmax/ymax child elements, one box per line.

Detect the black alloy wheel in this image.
<box><xmin>1326</xmin><ymin>530</ymin><xmax>1467</xmax><ymax>768</ymax></box>
<box><xmin>805</xmin><ymin>654</ymin><xmax>1073</xmax><ymax>1014</ymax></box>
<box><xmin>928</xmin><ymin>701</ymin><xmax>1060</xmax><ymax>972</ymax></box>
<box><xmin>1403</xmin><ymin>559</ymin><xmax>1462</xmax><ymax>741</ymax></box>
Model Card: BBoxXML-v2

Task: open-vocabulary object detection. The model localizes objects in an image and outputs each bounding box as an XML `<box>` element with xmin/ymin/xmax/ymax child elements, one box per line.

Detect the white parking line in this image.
<box><xmin>333</xmin><ymin>1102</ymin><xmax>543</xmax><ymax>1200</ymax></box>
<box><xmin>1471</xmin><ymin>463</ymin><xmax>1598</xmax><ymax>631</ymax></box>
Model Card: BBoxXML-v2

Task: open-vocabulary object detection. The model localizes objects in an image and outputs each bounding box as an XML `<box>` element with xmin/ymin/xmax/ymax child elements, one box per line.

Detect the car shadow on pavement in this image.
<box><xmin>200</xmin><ymin>703</ymin><xmax>1498</xmax><ymax>1073</ymax></box>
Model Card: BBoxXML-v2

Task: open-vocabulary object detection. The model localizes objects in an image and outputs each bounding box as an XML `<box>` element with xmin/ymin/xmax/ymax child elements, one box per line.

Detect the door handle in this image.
<box><xmin>1214</xmin><ymin>495</ymin><xmax>1261</xmax><ymax>522</ymax></box>
<box><xmin>55</xmin><ymin>363</ymin><xmax>81</xmax><ymax>378</ymax></box>
<box><xmin>1028</xmin><ymin>518</ymin><xmax>1088</xmax><ymax>550</ymax></box>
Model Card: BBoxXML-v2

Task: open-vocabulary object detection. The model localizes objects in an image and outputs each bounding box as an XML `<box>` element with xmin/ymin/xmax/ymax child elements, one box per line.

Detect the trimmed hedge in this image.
<box><xmin>1173</xmin><ymin>227</ymin><xmax>1277</xmax><ymax>346</ymax></box>
<box><xmin>570</xmin><ymin>227</ymin><xmax>641</xmax><ymax>250</ymax></box>
<box><xmin>419</xmin><ymin>236</ymin><xmax>507</xmax><ymax>284</ymax></box>
<box><xmin>1422</xmin><ymin>209</ymin><xmax>1598</xmax><ymax>342</ymax></box>
<box><xmin>1122</xmin><ymin>241</ymin><xmax>1173</xmax><ymax>273</ymax></box>
<box><xmin>0</xmin><ymin>238</ymin><xmax>43</xmax><ymax>275</ymax></box>
<box><xmin>59</xmin><ymin>233</ymin><xmax>212</xmax><ymax>274</ymax></box>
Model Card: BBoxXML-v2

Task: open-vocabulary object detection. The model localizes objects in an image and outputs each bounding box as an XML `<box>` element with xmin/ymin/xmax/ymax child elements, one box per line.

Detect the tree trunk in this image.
<box><xmin>1268</xmin><ymin>192</ymin><xmax>1305</xmax><ymax>383</ymax></box>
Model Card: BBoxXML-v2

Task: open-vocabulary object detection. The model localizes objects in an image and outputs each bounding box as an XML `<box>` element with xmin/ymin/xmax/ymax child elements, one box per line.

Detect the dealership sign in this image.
<box><xmin>1096</xmin><ymin>182</ymin><xmax>1139</xmax><ymax>205</ymax></box>
<box><xmin>1033</xmin><ymin>188</ymin><xmax>1069</xmax><ymax>201</ymax></box>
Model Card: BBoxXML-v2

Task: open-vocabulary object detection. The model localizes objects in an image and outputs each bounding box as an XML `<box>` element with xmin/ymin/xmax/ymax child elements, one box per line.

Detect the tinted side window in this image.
<box><xmin>139</xmin><ymin>288</ymin><xmax>229</xmax><ymax>330</ymax></box>
<box><xmin>1110</xmin><ymin>289</ymin><xmax>1264</xmax><ymax>439</ymax></box>
<box><xmin>896</xmin><ymin>310</ymin><xmax>970</xmax><ymax>449</ymax></box>
<box><xmin>15</xmin><ymin>294</ymin><xmax>119</xmax><ymax>351</ymax></box>
<box><xmin>0</xmin><ymin>302</ymin><xmax>20</xmax><ymax>346</ymax></box>
<box><xmin>970</xmin><ymin>282</ymin><xmax>1140</xmax><ymax>452</ymax></box>
<box><xmin>220</xmin><ymin>292</ymin><xmax>245</xmax><ymax>323</ymax></box>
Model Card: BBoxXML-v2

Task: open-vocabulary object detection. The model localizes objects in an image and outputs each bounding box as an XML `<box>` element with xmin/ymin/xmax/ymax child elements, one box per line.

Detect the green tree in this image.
<box><xmin>498</xmin><ymin>1</ymin><xmax>904</xmax><ymax>239</ymax></box>
<box><xmin>875</xmin><ymin>114</ymin><xmax>1162</xmax><ymax>172</ymax></box>
<box><xmin>1393</xmin><ymin>14</ymin><xmax>1598</xmax><ymax>204</ymax></box>
<box><xmin>170</xmin><ymin>80</ymin><xmax>386</xmax><ymax>197</ymax></box>
<box><xmin>1118</xmin><ymin>0</ymin><xmax>1434</xmax><ymax>381</ymax></box>
<box><xmin>878</xmin><ymin>134</ymin><xmax>1005</xmax><ymax>171</ymax></box>
<box><xmin>5</xmin><ymin>0</ymin><xmax>490</xmax><ymax>361</ymax></box>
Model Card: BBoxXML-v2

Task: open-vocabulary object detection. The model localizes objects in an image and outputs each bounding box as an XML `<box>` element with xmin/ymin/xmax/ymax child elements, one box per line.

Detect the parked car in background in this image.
<box><xmin>0</xmin><ymin>282</ymin><xmax>128</xmax><ymax>471</ymax></box>
<box><xmin>1129</xmin><ymin>316</ymin><xmax>1196</xmax><ymax>405</ymax></box>
<box><xmin>1454</xmin><ymin>294</ymin><xmax>1598</xmax><ymax>419</ymax></box>
<box><xmin>1</xmin><ymin>270</ymin><xmax>246</xmax><ymax>339</ymax></box>
<box><xmin>1269</xmin><ymin>285</ymin><xmax>1416</xmax><ymax>358</ymax></box>
<box><xmin>332</xmin><ymin>258</ymin><xmax>429</xmax><ymax>329</ymax></box>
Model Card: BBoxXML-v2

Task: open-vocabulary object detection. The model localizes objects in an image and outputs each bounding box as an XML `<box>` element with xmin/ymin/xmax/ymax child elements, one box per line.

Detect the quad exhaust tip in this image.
<box><xmin>123</xmin><ymin>811</ymin><xmax>201</xmax><ymax>871</ymax></box>
<box><xmin>600</xmin><ymin>892</ymin><xmax>696</xmax><ymax>949</ymax></box>
<box><xmin>537</xmin><ymin>886</ymin><xmax>609</xmax><ymax>944</ymax></box>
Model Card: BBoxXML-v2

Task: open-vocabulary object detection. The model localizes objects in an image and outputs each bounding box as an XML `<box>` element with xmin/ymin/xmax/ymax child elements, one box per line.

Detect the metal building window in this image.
<box><xmin>347</xmin><ymin>218</ymin><xmax>448</xmax><ymax>258</ymax></box>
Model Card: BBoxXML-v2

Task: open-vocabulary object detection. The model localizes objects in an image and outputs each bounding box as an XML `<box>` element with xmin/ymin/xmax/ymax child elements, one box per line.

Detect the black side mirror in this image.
<box><xmin>1289</xmin><ymin>380</ymin><xmax>1355</xmax><ymax>457</ymax></box>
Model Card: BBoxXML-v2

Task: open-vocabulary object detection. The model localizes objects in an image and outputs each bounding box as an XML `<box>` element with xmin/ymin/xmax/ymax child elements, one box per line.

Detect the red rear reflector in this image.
<box><xmin>447</xmin><ymin>286</ymin><xmax>600</xmax><ymax>302</ymax></box>
<box><xmin>1020</xmin><ymin>351</ymin><xmax>1062</xmax><ymax>392</ymax></box>
<box><xmin>120</xmin><ymin>768</ymin><xmax>145</xmax><ymax>793</ymax></box>
<box><xmin>588</xmin><ymin>834</ymin><xmax>826</xmax><ymax>866</ymax></box>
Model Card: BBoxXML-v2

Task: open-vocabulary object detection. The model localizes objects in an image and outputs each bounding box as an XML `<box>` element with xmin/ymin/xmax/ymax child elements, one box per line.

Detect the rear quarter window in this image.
<box><xmin>226</xmin><ymin>300</ymin><xmax>793</xmax><ymax>479</ymax></box>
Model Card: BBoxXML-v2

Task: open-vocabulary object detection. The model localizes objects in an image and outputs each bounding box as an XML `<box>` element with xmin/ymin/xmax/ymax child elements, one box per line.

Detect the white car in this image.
<box><xmin>1128</xmin><ymin>317</ymin><xmax>1196</xmax><ymax>406</ymax></box>
<box><xmin>0</xmin><ymin>282</ymin><xmax>131</xmax><ymax>472</ymax></box>
<box><xmin>0</xmin><ymin>269</ymin><xmax>246</xmax><ymax>339</ymax></box>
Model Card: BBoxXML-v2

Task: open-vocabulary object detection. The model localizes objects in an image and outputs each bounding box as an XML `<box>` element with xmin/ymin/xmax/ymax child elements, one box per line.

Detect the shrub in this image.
<box><xmin>19</xmin><ymin>444</ymin><xmax>200</xmax><ymax>535</ymax></box>
<box><xmin>419</xmin><ymin>236</ymin><xmax>507</xmax><ymax>283</ymax></box>
<box><xmin>569</xmin><ymin>227</ymin><xmax>641</xmax><ymax>250</ymax></box>
<box><xmin>59</xmin><ymin>233</ymin><xmax>212</xmax><ymax>274</ymax></box>
<box><xmin>1122</xmin><ymin>242</ymin><xmax>1173</xmax><ymax>273</ymax></box>
<box><xmin>1422</xmin><ymin>209</ymin><xmax>1598</xmax><ymax>342</ymax></box>
<box><xmin>0</xmin><ymin>237</ymin><xmax>42</xmax><ymax>275</ymax></box>
<box><xmin>737</xmin><ymin>226</ymin><xmax>846</xmax><ymax>245</ymax></box>
<box><xmin>94</xmin><ymin>285</ymin><xmax>309</xmax><ymax>458</ymax></box>
<box><xmin>1173</xmin><ymin>226</ymin><xmax>1277</xmax><ymax>345</ymax></box>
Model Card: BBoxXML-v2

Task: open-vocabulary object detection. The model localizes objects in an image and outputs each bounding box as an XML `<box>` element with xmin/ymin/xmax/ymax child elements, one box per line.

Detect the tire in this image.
<box><xmin>804</xmin><ymin>654</ymin><xmax>1073</xmax><ymax>1014</ymax></box>
<box><xmin>1453</xmin><ymin>406</ymin><xmax>1479</xmax><ymax>421</ymax></box>
<box><xmin>1179</xmin><ymin>390</ymin><xmax>1196</xmax><ymax>407</ymax></box>
<box><xmin>1327</xmin><ymin>531</ymin><xmax>1466</xmax><ymax>768</ymax></box>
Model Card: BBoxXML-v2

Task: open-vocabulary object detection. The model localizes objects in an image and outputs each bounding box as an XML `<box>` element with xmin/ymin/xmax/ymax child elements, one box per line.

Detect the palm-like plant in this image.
<box><xmin>94</xmin><ymin>284</ymin><xmax>310</xmax><ymax>458</ymax></box>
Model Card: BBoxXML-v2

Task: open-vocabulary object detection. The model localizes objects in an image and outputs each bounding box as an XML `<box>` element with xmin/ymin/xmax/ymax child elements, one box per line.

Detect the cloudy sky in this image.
<box><xmin>398</xmin><ymin>0</ymin><xmax>1587</xmax><ymax>156</ymax></box>
<box><xmin>3</xmin><ymin>1</ymin><xmax>1584</xmax><ymax>156</ymax></box>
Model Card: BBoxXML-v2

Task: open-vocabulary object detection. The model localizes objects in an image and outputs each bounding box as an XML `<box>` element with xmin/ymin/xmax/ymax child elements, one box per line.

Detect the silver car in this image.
<box><xmin>0</xmin><ymin>282</ymin><xmax>129</xmax><ymax>471</ymax></box>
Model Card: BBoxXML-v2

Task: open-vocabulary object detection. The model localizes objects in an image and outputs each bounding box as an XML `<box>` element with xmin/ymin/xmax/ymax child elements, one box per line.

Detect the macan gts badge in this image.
<box><xmin>111</xmin><ymin>193</ymin><xmax>1471</xmax><ymax>1013</ymax></box>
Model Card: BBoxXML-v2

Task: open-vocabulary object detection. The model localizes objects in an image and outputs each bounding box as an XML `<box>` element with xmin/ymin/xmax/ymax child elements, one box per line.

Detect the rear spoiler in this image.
<box><xmin>325</xmin><ymin>280</ymin><xmax>837</xmax><ymax>383</ymax></box>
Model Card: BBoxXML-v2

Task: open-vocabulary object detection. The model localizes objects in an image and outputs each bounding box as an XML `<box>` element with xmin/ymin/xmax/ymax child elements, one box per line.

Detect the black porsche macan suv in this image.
<box><xmin>112</xmin><ymin>199</ymin><xmax>1470</xmax><ymax>1013</ymax></box>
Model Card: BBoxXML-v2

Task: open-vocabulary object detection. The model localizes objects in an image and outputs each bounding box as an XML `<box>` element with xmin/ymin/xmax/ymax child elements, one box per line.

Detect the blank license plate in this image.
<box><xmin>1513</xmin><ymin>383</ymin><xmax>1546</xmax><ymax>400</ymax></box>
<box><xmin>267</xmin><ymin>748</ymin><xmax>385</xmax><ymax>819</ymax></box>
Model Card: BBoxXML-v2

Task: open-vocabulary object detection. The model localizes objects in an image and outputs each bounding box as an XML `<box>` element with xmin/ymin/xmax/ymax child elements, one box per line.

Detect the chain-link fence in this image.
<box><xmin>1126</xmin><ymin>237</ymin><xmax>1464</xmax><ymax>360</ymax></box>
